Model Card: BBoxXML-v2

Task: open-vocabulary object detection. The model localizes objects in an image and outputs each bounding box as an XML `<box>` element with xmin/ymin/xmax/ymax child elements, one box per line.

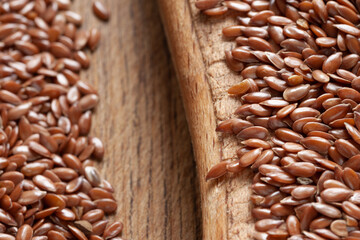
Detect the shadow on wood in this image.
<box><xmin>71</xmin><ymin>0</ymin><xmax>202</xmax><ymax>239</ymax></box>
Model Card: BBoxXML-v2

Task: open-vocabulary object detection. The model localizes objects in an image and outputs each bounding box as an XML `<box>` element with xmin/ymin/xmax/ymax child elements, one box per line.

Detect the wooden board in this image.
<box><xmin>71</xmin><ymin>1</ymin><xmax>200</xmax><ymax>239</ymax></box>
<box><xmin>157</xmin><ymin>1</ymin><xmax>255</xmax><ymax>239</ymax></box>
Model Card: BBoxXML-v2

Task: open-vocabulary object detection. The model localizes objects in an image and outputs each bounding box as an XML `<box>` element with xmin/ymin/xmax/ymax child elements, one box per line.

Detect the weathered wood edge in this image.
<box><xmin>157</xmin><ymin>1</ymin><xmax>229</xmax><ymax>239</ymax></box>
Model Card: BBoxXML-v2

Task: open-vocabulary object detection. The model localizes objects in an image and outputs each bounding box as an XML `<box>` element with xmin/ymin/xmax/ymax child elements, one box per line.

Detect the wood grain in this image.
<box><xmin>158</xmin><ymin>1</ymin><xmax>254</xmax><ymax>239</ymax></box>
<box><xmin>71</xmin><ymin>1</ymin><xmax>200</xmax><ymax>239</ymax></box>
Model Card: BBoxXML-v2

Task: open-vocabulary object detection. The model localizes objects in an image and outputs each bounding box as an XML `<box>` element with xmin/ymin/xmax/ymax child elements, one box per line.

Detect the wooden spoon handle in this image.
<box><xmin>157</xmin><ymin>1</ymin><xmax>253</xmax><ymax>239</ymax></box>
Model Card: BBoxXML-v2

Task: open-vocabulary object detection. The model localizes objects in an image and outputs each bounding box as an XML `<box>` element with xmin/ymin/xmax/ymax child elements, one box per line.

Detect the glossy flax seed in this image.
<box><xmin>197</xmin><ymin>0</ymin><xmax>360</xmax><ymax>237</ymax></box>
<box><xmin>0</xmin><ymin>0</ymin><xmax>121</xmax><ymax>240</ymax></box>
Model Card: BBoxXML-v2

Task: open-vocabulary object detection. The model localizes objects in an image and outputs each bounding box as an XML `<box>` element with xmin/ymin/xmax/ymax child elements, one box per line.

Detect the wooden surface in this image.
<box><xmin>158</xmin><ymin>1</ymin><xmax>254</xmax><ymax>239</ymax></box>
<box><xmin>71</xmin><ymin>1</ymin><xmax>201</xmax><ymax>239</ymax></box>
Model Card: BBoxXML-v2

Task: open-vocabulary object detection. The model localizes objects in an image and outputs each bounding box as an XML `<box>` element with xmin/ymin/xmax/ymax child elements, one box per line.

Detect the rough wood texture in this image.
<box><xmin>71</xmin><ymin>1</ymin><xmax>200</xmax><ymax>239</ymax></box>
<box><xmin>158</xmin><ymin>1</ymin><xmax>254</xmax><ymax>239</ymax></box>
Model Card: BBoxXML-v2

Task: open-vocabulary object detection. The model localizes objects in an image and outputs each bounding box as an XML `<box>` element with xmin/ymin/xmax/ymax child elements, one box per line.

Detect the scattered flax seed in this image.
<box><xmin>197</xmin><ymin>0</ymin><xmax>360</xmax><ymax>238</ymax></box>
<box><xmin>0</xmin><ymin>0</ymin><xmax>122</xmax><ymax>239</ymax></box>
<box><xmin>92</xmin><ymin>1</ymin><xmax>110</xmax><ymax>21</ymax></box>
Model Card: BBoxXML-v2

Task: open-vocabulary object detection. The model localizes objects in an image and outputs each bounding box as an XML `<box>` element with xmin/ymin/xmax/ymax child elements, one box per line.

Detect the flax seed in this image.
<box><xmin>92</xmin><ymin>1</ymin><xmax>110</xmax><ymax>21</ymax></box>
<box><xmin>198</xmin><ymin>0</ymin><xmax>360</xmax><ymax>237</ymax></box>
